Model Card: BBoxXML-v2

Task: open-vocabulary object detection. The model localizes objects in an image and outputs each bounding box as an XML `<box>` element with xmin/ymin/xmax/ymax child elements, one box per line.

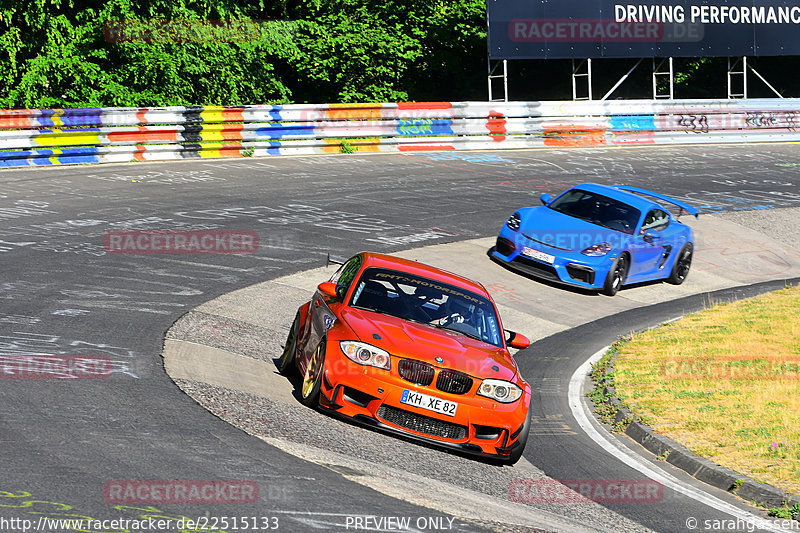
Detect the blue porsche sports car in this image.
<box><xmin>491</xmin><ymin>183</ymin><xmax>698</xmax><ymax>296</ymax></box>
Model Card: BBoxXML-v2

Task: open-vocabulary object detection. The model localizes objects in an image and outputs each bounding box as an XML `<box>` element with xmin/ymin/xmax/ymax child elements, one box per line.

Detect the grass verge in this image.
<box><xmin>606</xmin><ymin>284</ymin><xmax>800</xmax><ymax>500</ymax></box>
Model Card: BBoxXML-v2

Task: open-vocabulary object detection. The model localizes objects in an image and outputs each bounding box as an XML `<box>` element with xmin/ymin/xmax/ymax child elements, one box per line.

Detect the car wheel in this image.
<box><xmin>300</xmin><ymin>341</ymin><xmax>326</xmax><ymax>407</ymax></box>
<box><xmin>602</xmin><ymin>254</ymin><xmax>628</xmax><ymax>296</ymax></box>
<box><xmin>668</xmin><ymin>243</ymin><xmax>693</xmax><ymax>285</ymax></box>
<box><xmin>278</xmin><ymin>310</ymin><xmax>301</xmax><ymax>375</ymax></box>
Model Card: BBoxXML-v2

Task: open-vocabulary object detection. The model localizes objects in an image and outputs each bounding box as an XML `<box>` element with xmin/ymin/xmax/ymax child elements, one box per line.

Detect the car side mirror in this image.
<box><xmin>540</xmin><ymin>193</ymin><xmax>552</xmax><ymax>206</ymax></box>
<box><xmin>643</xmin><ymin>230</ymin><xmax>661</xmax><ymax>241</ymax></box>
<box><xmin>506</xmin><ymin>331</ymin><xmax>530</xmax><ymax>350</ymax></box>
<box><xmin>317</xmin><ymin>282</ymin><xmax>339</xmax><ymax>299</ymax></box>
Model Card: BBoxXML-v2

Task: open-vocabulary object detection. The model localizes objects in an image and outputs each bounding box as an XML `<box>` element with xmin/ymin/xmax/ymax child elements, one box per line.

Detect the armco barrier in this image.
<box><xmin>1</xmin><ymin>99</ymin><xmax>800</xmax><ymax>167</ymax></box>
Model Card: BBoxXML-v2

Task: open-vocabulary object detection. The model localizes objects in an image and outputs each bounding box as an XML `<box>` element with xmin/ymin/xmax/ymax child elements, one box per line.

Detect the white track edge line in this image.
<box><xmin>569</xmin><ymin>345</ymin><xmax>791</xmax><ymax>533</ymax></box>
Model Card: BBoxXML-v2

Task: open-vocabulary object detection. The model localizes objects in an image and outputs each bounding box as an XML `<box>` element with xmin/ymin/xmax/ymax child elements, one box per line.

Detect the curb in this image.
<box><xmin>596</xmin><ymin>361</ymin><xmax>800</xmax><ymax>511</ymax></box>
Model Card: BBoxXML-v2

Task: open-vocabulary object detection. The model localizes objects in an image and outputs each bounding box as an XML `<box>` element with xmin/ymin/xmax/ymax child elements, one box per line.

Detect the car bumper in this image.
<box><xmin>491</xmin><ymin>232</ymin><xmax>617</xmax><ymax>291</ymax></box>
<box><xmin>317</xmin><ymin>351</ymin><xmax>531</xmax><ymax>461</ymax></box>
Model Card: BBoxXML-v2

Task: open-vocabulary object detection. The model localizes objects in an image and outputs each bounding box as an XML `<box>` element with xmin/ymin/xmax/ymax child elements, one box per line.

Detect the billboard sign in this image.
<box><xmin>488</xmin><ymin>0</ymin><xmax>800</xmax><ymax>59</ymax></box>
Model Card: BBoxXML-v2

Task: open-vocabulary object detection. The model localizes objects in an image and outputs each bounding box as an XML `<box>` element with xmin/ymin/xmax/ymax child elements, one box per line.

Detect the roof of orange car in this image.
<box><xmin>359</xmin><ymin>252</ymin><xmax>489</xmax><ymax>297</ymax></box>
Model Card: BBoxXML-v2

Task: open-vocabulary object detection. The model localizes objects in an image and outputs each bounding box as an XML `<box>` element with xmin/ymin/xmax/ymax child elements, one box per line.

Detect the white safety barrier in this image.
<box><xmin>1</xmin><ymin>99</ymin><xmax>799</xmax><ymax>167</ymax></box>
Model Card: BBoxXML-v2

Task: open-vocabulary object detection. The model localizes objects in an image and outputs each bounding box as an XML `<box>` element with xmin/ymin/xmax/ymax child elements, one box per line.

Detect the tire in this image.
<box><xmin>507</xmin><ymin>407</ymin><xmax>531</xmax><ymax>464</ymax></box>
<box><xmin>602</xmin><ymin>254</ymin><xmax>629</xmax><ymax>296</ymax></box>
<box><xmin>278</xmin><ymin>310</ymin><xmax>301</xmax><ymax>375</ymax></box>
<box><xmin>300</xmin><ymin>341</ymin><xmax>326</xmax><ymax>407</ymax></box>
<box><xmin>668</xmin><ymin>243</ymin><xmax>693</xmax><ymax>285</ymax></box>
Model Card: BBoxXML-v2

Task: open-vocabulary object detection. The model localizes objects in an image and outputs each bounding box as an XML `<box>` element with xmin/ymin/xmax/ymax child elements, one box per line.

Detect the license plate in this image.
<box><xmin>400</xmin><ymin>389</ymin><xmax>458</xmax><ymax>417</ymax></box>
<box><xmin>522</xmin><ymin>246</ymin><xmax>555</xmax><ymax>264</ymax></box>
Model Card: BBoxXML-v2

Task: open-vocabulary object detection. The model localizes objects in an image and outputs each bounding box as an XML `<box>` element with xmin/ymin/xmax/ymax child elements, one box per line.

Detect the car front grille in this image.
<box><xmin>398</xmin><ymin>359</ymin><xmax>434</xmax><ymax>386</ymax></box>
<box><xmin>436</xmin><ymin>370</ymin><xmax>473</xmax><ymax>395</ymax></box>
<box><xmin>399</xmin><ymin>359</ymin><xmax>474</xmax><ymax>395</ymax></box>
<box><xmin>512</xmin><ymin>255</ymin><xmax>560</xmax><ymax>281</ymax></box>
<box><xmin>377</xmin><ymin>405</ymin><xmax>467</xmax><ymax>440</ymax></box>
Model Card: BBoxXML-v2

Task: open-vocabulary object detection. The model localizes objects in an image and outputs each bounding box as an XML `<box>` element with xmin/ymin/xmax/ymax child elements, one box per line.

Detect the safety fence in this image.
<box><xmin>1</xmin><ymin>99</ymin><xmax>800</xmax><ymax>167</ymax></box>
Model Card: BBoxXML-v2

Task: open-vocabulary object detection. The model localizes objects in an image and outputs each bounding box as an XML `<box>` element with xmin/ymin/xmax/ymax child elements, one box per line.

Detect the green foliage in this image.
<box><xmin>768</xmin><ymin>501</ymin><xmax>800</xmax><ymax>520</ymax></box>
<box><xmin>3</xmin><ymin>2</ymin><xmax>800</xmax><ymax>106</ymax></box>
<box><xmin>398</xmin><ymin>0</ymin><xmax>488</xmax><ymax>101</ymax></box>
<box><xmin>338</xmin><ymin>138</ymin><xmax>357</xmax><ymax>154</ymax></box>
<box><xmin>587</xmin><ymin>337</ymin><xmax>634</xmax><ymax>432</ymax></box>
<box><xmin>0</xmin><ymin>0</ymin><xmax>488</xmax><ymax>107</ymax></box>
<box><xmin>0</xmin><ymin>0</ymin><xmax>296</xmax><ymax>107</ymax></box>
<box><xmin>285</xmin><ymin>3</ymin><xmax>417</xmax><ymax>102</ymax></box>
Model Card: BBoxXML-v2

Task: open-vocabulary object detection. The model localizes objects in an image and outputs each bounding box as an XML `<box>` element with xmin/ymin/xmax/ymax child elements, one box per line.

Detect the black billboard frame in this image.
<box><xmin>486</xmin><ymin>55</ymin><xmax>785</xmax><ymax>101</ymax></box>
<box><xmin>485</xmin><ymin>0</ymin><xmax>791</xmax><ymax>101</ymax></box>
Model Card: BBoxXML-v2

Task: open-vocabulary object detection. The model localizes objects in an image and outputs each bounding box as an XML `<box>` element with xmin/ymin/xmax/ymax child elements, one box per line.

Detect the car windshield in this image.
<box><xmin>349</xmin><ymin>267</ymin><xmax>504</xmax><ymax>348</ymax></box>
<box><xmin>547</xmin><ymin>189</ymin><xmax>641</xmax><ymax>235</ymax></box>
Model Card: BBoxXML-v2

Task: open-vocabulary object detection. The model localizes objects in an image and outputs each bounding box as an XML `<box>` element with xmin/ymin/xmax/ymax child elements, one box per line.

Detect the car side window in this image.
<box><xmin>330</xmin><ymin>255</ymin><xmax>362</xmax><ymax>298</ymax></box>
<box><xmin>641</xmin><ymin>209</ymin><xmax>669</xmax><ymax>232</ymax></box>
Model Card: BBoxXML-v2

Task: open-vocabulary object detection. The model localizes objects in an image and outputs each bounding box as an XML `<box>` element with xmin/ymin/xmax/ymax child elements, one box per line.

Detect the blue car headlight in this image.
<box><xmin>581</xmin><ymin>242</ymin><xmax>612</xmax><ymax>256</ymax></box>
<box><xmin>506</xmin><ymin>212</ymin><xmax>521</xmax><ymax>231</ymax></box>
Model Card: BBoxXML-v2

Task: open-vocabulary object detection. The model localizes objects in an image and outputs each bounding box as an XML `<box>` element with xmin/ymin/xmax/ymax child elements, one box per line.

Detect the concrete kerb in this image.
<box><xmin>594</xmin><ymin>346</ymin><xmax>800</xmax><ymax>511</ymax></box>
<box><xmin>626</xmin><ymin>419</ymin><xmax>800</xmax><ymax>510</ymax></box>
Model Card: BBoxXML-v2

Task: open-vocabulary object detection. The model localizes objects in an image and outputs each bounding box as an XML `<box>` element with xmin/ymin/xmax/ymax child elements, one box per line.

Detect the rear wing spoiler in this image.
<box><xmin>326</xmin><ymin>252</ymin><xmax>346</xmax><ymax>266</ymax></box>
<box><xmin>611</xmin><ymin>185</ymin><xmax>699</xmax><ymax>218</ymax></box>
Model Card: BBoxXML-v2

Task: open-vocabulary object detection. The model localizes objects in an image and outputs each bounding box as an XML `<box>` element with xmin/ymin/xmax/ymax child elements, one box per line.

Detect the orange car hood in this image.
<box><xmin>340</xmin><ymin>308</ymin><xmax>518</xmax><ymax>381</ymax></box>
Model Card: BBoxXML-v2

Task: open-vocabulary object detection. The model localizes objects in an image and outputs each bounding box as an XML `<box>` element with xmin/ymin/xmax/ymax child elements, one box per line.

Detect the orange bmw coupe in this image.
<box><xmin>278</xmin><ymin>252</ymin><xmax>532</xmax><ymax>463</ymax></box>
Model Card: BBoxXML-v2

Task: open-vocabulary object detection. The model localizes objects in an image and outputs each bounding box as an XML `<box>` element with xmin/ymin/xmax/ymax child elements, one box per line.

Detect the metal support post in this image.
<box><xmin>748</xmin><ymin>62</ymin><xmax>784</xmax><ymax>98</ymax></box>
<box><xmin>601</xmin><ymin>58</ymin><xmax>644</xmax><ymax>100</ymax></box>
<box><xmin>488</xmin><ymin>59</ymin><xmax>508</xmax><ymax>102</ymax></box>
<box><xmin>727</xmin><ymin>57</ymin><xmax>747</xmax><ymax>99</ymax></box>
<box><xmin>571</xmin><ymin>58</ymin><xmax>593</xmax><ymax>101</ymax></box>
<box><xmin>652</xmin><ymin>57</ymin><xmax>674</xmax><ymax>99</ymax></box>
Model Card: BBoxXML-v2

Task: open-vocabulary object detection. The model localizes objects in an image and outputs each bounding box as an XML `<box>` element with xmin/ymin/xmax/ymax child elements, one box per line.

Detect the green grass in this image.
<box><xmin>611</xmin><ymin>285</ymin><xmax>800</xmax><ymax>496</ymax></box>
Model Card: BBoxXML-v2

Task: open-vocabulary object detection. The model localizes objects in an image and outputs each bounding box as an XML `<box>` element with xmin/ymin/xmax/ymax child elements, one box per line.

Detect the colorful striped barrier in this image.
<box><xmin>2</xmin><ymin>99</ymin><xmax>800</xmax><ymax>167</ymax></box>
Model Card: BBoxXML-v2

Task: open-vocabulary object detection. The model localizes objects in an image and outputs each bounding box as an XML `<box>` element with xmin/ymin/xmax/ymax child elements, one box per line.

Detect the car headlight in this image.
<box><xmin>506</xmin><ymin>212</ymin><xmax>521</xmax><ymax>231</ymax></box>
<box><xmin>340</xmin><ymin>341</ymin><xmax>391</xmax><ymax>370</ymax></box>
<box><xmin>477</xmin><ymin>379</ymin><xmax>522</xmax><ymax>403</ymax></box>
<box><xmin>581</xmin><ymin>242</ymin><xmax>612</xmax><ymax>256</ymax></box>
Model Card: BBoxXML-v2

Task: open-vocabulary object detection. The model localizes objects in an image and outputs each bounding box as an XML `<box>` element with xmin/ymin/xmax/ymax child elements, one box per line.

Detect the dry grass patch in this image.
<box><xmin>613</xmin><ymin>285</ymin><xmax>800</xmax><ymax>496</ymax></box>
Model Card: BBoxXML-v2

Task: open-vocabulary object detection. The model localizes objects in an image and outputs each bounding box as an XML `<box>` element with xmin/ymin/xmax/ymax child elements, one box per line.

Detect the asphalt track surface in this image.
<box><xmin>1</xmin><ymin>144</ymin><xmax>800</xmax><ymax>532</ymax></box>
